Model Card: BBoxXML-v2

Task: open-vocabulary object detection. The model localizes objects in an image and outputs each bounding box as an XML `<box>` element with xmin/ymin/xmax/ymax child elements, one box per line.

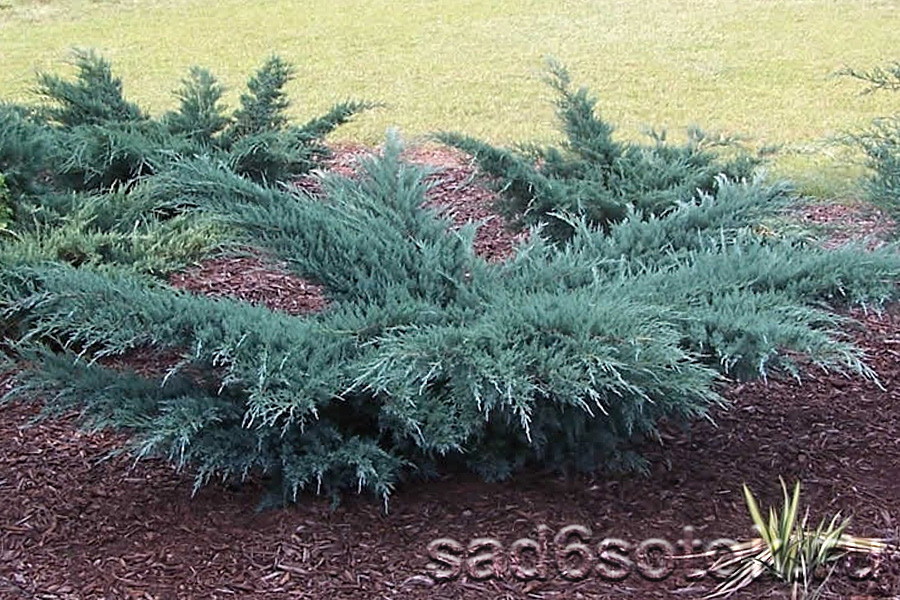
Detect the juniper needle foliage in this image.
<box><xmin>0</xmin><ymin>50</ymin><xmax>371</xmax><ymax>271</ymax></box>
<box><xmin>3</xmin><ymin>60</ymin><xmax>900</xmax><ymax>506</ymax></box>
<box><xmin>437</xmin><ymin>60</ymin><xmax>760</xmax><ymax>243</ymax></box>
<box><xmin>844</xmin><ymin>62</ymin><xmax>900</xmax><ymax>228</ymax></box>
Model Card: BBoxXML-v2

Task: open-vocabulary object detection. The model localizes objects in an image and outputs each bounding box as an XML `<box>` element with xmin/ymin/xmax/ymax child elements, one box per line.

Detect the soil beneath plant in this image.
<box><xmin>167</xmin><ymin>254</ymin><xmax>328</xmax><ymax>316</ymax></box>
<box><xmin>2</xmin><ymin>145</ymin><xmax>900</xmax><ymax>599</ymax></box>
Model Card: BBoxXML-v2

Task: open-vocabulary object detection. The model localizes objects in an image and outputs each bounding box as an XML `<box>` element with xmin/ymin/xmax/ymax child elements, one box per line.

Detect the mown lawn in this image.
<box><xmin>2</xmin><ymin>0</ymin><xmax>898</xmax><ymax>194</ymax></box>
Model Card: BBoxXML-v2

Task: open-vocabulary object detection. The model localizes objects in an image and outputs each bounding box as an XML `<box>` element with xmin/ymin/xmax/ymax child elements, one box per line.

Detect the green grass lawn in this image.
<box><xmin>2</xmin><ymin>0</ymin><xmax>899</xmax><ymax>195</ymax></box>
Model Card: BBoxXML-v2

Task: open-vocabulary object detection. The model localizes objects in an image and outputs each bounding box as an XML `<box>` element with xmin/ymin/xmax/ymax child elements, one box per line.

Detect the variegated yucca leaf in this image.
<box><xmin>701</xmin><ymin>480</ymin><xmax>888</xmax><ymax>599</ymax></box>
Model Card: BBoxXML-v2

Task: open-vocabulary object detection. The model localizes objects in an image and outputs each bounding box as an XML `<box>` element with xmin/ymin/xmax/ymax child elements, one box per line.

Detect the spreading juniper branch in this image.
<box><xmin>437</xmin><ymin>60</ymin><xmax>761</xmax><ymax>243</ymax></box>
<box><xmin>839</xmin><ymin>63</ymin><xmax>900</xmax><ymax>94</ymax></box>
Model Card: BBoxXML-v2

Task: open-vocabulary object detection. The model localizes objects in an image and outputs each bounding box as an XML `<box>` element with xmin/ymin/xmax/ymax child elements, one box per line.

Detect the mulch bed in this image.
<box><xmin>2</xmin><ymin>146</ymin><xmax>900</xmax><ymax>599</ymax></box>
<box><xmin>792</xmin><ymin>199</ymin><xmax>895</xmax><ymax>250</ymax></box>
<box><xmin>168</xmin><ymin>255</ymin><xmax>327</xmax><ymax>316</ymax></box>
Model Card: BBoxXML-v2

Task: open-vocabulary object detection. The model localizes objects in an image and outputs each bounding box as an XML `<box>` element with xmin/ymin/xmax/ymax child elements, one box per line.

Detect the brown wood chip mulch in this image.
<box><xmin>793</xmin><ymin>199</ymin><xmax>895</xmax><ymax>250</ymax></box>
<box><xmin>168</xmin><ymin>255</ymin><xmax>327</xmax><ymax>317</ymax></box>
<box><xmin>3</xmin><ymin>146</ymin><xmax>900</xmax><ymax>599</ymax></box>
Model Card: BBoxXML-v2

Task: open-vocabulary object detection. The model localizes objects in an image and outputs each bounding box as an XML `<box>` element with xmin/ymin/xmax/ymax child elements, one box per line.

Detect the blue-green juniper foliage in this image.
<box><xmin>2</xmin><ymin>56</ymin><xmax>899</xmax><ymax>506</ymax></box>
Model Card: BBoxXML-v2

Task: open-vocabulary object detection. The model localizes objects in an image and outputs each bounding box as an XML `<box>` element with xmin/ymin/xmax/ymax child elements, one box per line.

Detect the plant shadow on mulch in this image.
<box><xmin>2</xmin><ymin>146</ymin><xmax>900</xmax><ymax>600</ymax></box>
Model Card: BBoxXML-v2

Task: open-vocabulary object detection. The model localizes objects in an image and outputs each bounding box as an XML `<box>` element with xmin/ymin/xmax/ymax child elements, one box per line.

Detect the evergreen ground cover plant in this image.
<box><xmin>843</xmin><ymin>62</ymin><xmax>900</xmax><ymax>233</ymax></box>
<box><xmin>436</xmin><ymin>61</ymin><xmax>764</xmax><ymax>244</ymax></box>
<box><xmin>3</xmin><ymin>56</ymin><xmax>900</xmax><ymax>508</ymax></box>
<box><xmin>0</xmin><ymin>50</ymin><xmax>372</xmax><ymax>273</ymax></box>
<box><xmin>0</xmin><ymin>174</ymin><xmax>12</xmax><ymax>233</ymax></box>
